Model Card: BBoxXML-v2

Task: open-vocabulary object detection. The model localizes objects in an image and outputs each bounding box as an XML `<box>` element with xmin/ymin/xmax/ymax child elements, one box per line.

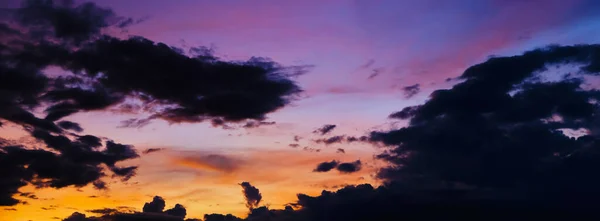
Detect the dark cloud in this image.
<box><xmin>164</xmin><ymin>204</ymin><xmax>187</xmax><ymax>218</ymax></box>
<box><xmin>371</xmin><ymin>44</ymin><xmax>600</xmax><ymax>199</ymax></box>
<box><xmin>143</xmin><ymin>196</ymin><xmax>166</xmax><ymax>213</ymax></box>
<box><xmin>313</xmin><ymin>160</ymin><xmax>339</xmax><ymax>172</ymax></box>
<box><xmin>57</xmin><ymin>121</ymin><xmax>83</xmax><ymax>132</ymax></box>
<box><xmin>242</xmin><ymin>121</ymin><xmax>275</xmax><ymax>129</ymax></box>
<box><xmin>240</xmin><ymin>182</ymin><xmax>262</xmax><ymax>210</ymax></box>
<box><xmin>314</xmin><ymin>135</ymin><xmax>345</xmax><ymax>145</ymax></box>
<box><xmin>313</xmin><ymin>135</ymin><xmax>370</xmax><ymax>145</ymax></box>
<box><xmin>401</xmin><ymin>83</ymin><xmax>420</xmax><ymax>98</ymax></box>
<box><xmin>86</xmin><ymin>208</ymin><xmax>119</xmax><ymax>215</ymax></box>
<box><xmin>336</xmin><ymin>160</ymin><xmax>362</xmax><ymax>173</ymax></box>
<box><xmin>336</xmin><ymin>148</ymin><xmax>345</xmax><ymax>154</ymax></box>
<box><xmin>0</xmin><ymin>136</ymin><xmax>138</xmax><ymax>205</ymax></box>
<box><xmin>288</xmin><ymin>143</ymin><xmax>300</xmax><ymax>148</ymax></box>
<box><xmin>16</xmin><ymin>0</ymin><xmax>119</xmax><ymax>43</ymax></box>
<box><xmin>313</xmin><ymin>124</ymin><xmax>336</xmax><ymax>136</ymax></box>
<box><xmin>92</xmin><ymin>181</ymin><xmax>107</xmax><ymax>190</ymax></box>
<box><xmin>0</xmin><ymin>0</ymin><xmax>304</xmax><ymax>207</ymax></box>
<box><xmin>345</xmin><ymin>136</ymin><xmax>369</xmax><ymax>143</ymax></box>
<box><xmin>18</xmin><ymin>192</ymin><xmax>38</xmax><ymax>199</ymax></box>
<box><xmin>203</xmin><ymin>214</ymin><xmax>243</xmax><ymax>221</ymax></box>
<box><xmin>62</xmin><ymin>196</ymin><xmax>196</xmax><ymax>221</ymax></box>
<box><xmin>62</xmin><ymin>37</ymin><xmax>306</xmax><ymax>124</ymax></box>
<box><xmin>142</xmin><ymin>148</ymin><xmax>165</xmax><ymax>154</ymax></box>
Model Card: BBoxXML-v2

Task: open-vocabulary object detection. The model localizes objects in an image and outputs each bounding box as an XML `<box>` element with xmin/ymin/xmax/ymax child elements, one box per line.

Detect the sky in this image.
<box><xmin>2</xmin><ymin>0</ymin><xmax>600</xmax><ymax>220</ymax></box>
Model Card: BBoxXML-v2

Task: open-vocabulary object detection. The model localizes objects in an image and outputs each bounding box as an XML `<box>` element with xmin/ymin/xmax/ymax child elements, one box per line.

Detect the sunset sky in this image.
<box><xmin>2</xmin><ymin>0</ymin><xmax>600</xmax><ymax>221</ymax></box>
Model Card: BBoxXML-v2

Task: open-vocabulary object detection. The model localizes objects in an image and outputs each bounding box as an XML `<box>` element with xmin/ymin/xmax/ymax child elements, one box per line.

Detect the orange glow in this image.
<box><xmin>2</xmin><ymin>147</ymin><xmax>380</xmax><ymax>221</ymax></box>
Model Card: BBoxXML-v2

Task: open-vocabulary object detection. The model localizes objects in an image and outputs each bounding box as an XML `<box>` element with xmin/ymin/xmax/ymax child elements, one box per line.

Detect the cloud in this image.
<box><xmin>204</xmin><ymin>214</ymin><xmax>243</xmax><ymax>221</ymax></box>
<box><xmin>345</xmin><ymin>136</ymin><xmax>369</xmax><ymax>143</ymax></box>
<box><xmin>18</xmin><ymin>192</ymin><xmax>38</xmax><ymax>199</ymax></box>
<box><xmin>0</xmin><ymin>0</ymin><xmax>304</xmax><ymax>206</ymax></box>
<box><xmin>86</xmin><ymin>208</ymin><xmax>119</xmax><ymax>215</ymax></box>
<box><xmin>143</xmin><ymin>148</ymin><xmax>165</xmax><ymax>154</ymax></box>
<box><xmin>240</xmin><ymin>182</ymin><xmax>262</xmax><ymax>210</ymax></box>
<box><xmin>293</xmin><ymin>135</ymin><xmax>302</xmax><ymax>142</ymax></box>
<box><xmin>242</xmin><ymin>121</ymin><xmax>276</xmax><ymax>129</ymax></box>
<box><xmin>0</xmin><ymin>136</ymin><xmax>139</xmax><ymax>205</ymax></box>
<box><xmin>16</xmin><ymin>0</ymin><xmax>122</xmax><ymax>43</ymax></box>
<box><xmin>336</xmin><ymin>160</ymin><xmax>362</xmax><ymax>173</ymax></box>
<box><xmin>314</xmin><ymin>135</ymin><xmax>345</xmax><ymax>145</ymax></box>
<box><xmin>313</xmin><ymin>124</ymin><xmax>336</xmax><ymax>135</ymax></box>
<box><xmin>336</xmin><ymin>148</ymin><xmax>345</xmax><ymax>154</ymax></box>
<box><xmin>313</xmin><ymin>160</ymin><xmax>361</xmax><ymax>173</ymax></box>
<box><xmin>401</xmin><ymin>83</ymin><xmax>420</xmax><ymax>98</ymax></box>
<box><xmin>173</xmin><ymin>153</ymin><xmax>242</xmax><ymax>173</ymax></box>
<box><xmin>367</xmin><ymin>67</ymin><xmax>384</xmax><ymax>80</ymax></box>
<box><xmin>371</xmin><ymin>44</ymin><xmax>600</xmax><ymax>194</ymax></box>
<box><xmin>118</xmin><ymin>118</ymin><xmax>153</xmax><ymax>129</ymax></box>
<box><xmin>313</xmin><ymin>160</ymin><xmax>339</xmax><ymax>172</ymax></box>
<box><xmin>165</xmin><ymin>204</ymin><xmax>187</xmax><ymax>218</ymax></box>
<box><xmin>288</xmin><ymin>143</ymin><xmax>300</xmax><ymax>148</ymax></box>
<box><xmin>56</xmin><ymin>121</ymin><xmax>83</xmax><ymax>132</ymax></box>
<box><xmin>63</xmin><ymin>196</ymin><xmax>196</xmax><ymax>220</ymax></box>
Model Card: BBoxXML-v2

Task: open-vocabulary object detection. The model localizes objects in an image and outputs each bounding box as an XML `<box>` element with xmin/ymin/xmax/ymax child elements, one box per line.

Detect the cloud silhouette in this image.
<box><xmin>314</xmin><ymin>135</ymin><xmax>345</xmax><ymax>145</ymax></box>
<box><xmin>64</xmin><ymin>196</ymin><xmax>195</xmax><ymax>220</ymax></box>
<box><xmin>240</xmin><ymin>182</ymin><xmax>262</xmax><ymax>210</ymax></box>
<box><xmin>313</xmin><ymin>160</ymin><xmax>339</xmax><ymax>172</ymax></box>
<box><xmin>336</xmin><ymin>160</ymin><xmax>362</xmax><ymax>173</ymax></box>
<box><xmin>371</xmin><ymin>45</ymin><xmax>600</xmax><ymax>195</ymax></box>
<box><xmin>313</xmin><ymin>124</ymin><xmax>336</xmax><ymax>135</ymax></box>
<box><xmin>143</xmin><ymin>148</ymin><xmax>165</xmax><ymax>154</ymax></box>
<box><xmin>0</xmin><ymin>0</ymin><xmax>304</xmax><ymax>206</ymax></box>
<box><xmin>143</xmin><ymin>196</ymin><xmax>166</xmax><ymax>213</ymax></box>
<box><xmin>401</xmin><ymin>83</ymin><xmax>420</xmax><ymax>98</ymax></box>
<box><xmin>56</xmin><ymin>121</ymin><xmax>83</xmax><ymax>132</ymax></box>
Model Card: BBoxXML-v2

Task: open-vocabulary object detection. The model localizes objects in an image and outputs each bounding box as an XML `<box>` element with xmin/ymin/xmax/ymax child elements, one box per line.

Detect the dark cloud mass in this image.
<box><xmin>313</xmin><ymin>124</ymin><xmax>336</xmax><ymax>135</ymax></box>
<box><xmin>0</xmin><ymin>0</ymin><xmax>304</xmax><ymax>207</ymax></box>
<box><xmin>240</xmin><ymin>182</ymin><xmax>262</xmax><ymax>210</ymax></box>
<box><xmin>314</xmin><ymin>135</ymin><xmax>370</xmax><ymax>145</ymax></box>
<box><xmin>143</xmin><ymin>196</ymin><xmax>166</xmax><ymax>213</ymax></box>
<box><xmin>336</xmin><ymin>160</ymin><xmax>362</xmax><ymax>173</ymax></box>
<box><xmin>8</xmin><ymin>0</ymin><xmax>600</xmax><ymax>220</ymax></box>
<box><xmin>63</xmin><ymin>196</ymin><xmax>196</xmax><ymax>221</ymax></box>
<box><xmin>313</xmin><ymin>160</ymin><xmax>339</xmax><ymax>172</ymax></box>
<box><xmin>313</xmin><ymin>160</ymin><xmax>361</xmax><ymax>173</ymax></box>
<box><xmin>370</xmin><ymin>45</ymin><xmax>600</xmax><ymax>203</ymax></box>
<box><xmin>57</xmin><ymin>121</ymin><xmax>83</xmax><ymax>132</ymax></box>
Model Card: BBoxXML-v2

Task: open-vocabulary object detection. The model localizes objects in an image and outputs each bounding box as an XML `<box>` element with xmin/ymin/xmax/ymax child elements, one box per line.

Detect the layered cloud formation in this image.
<box><xmin>3</xmin><ymin>0</ymin><xmax>600</xmax><ymax>221</ymax></box>
<box><xmin>0</xmin><ymin>0</ymin><xmax>302</xmax><ymax>207</ymax></box>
